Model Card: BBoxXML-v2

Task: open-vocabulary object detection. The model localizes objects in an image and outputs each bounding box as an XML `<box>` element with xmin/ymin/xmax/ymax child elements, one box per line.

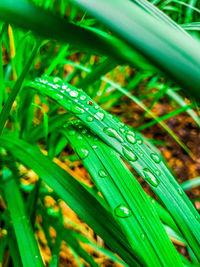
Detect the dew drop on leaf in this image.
<box><xmin>178</xmin><ymin>188</ymin><xmax>183</xmax><ymax>195</ymax></box>
<box><xmin>76</xmin><ymin>148</ymin><xmax>89</xmax><ymax>159</ymax></box>
<box><xmin>114</xmin><ymin>204</ymin><xmax>132</xmax><ymax>218</ymax></box>
<box><xmin>150</xmin><ymin>153</ymin><xmax>160</xmax><ymax>163</ymax></box>
<box><xmin>122</xmin><ymin>146</ymin><xmax>138</xmax><ymax>162</ymax></box>
<box><xmin>119</xmin><ymin>127</ymin><xmax>125</xmax><ymax>133</ymax></box>
<box><xmin>143</xmin><ymin>168</ymin><xmax>160</xmax><ymax>187</ymax></box>
<box><xmin>140</xmin><ymin>233</ymin><xmax>145</xmax><ymax>240</ymax></box>
<box><xmin>126</xmin><ymin>134</ymin><xmax>137</xmax><ymax>144</ymax></box>
<box><xmin>86</xmin><ymin>116</ymin><xmax>94</xmax><ymax>122</ymax></box>
<box><xmin>94</xmin><ymin>111</ymin><xmax>105</xmax><ymax>121</ymax></box>
<box><xmin>71</xmin><ymin>104</ymin><xmax>84</xmax><ymax>114</ymax></box>
<box><xmin>98</xmin><ymin>169</ymin><xmax>107</xmax><ymax>178</ymax></box>
<box><xmin>103</xmin><ymin>127</ymin><xmax>123</xmax><ymax>142</ymax></box>
<box><xmin>69</xmin><ymin>90</ymin><xmax>79</xmax><ymax>98</ymax></box>
<box><xmin>80</xmin><ymin>95</ymin><xmax>86</xmax><ymax>100</ymax></box>
<box><xmin>137</xmin><ymin>139</ymin><xmax>143</xmax><ymax>145</ymax></box>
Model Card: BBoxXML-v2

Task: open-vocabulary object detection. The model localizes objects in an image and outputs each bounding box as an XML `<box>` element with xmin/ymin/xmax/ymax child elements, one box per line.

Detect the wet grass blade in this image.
<box><xmin>0</xmin><ymin>134</ymin><xmax>139</xmax><ymax>266</ymax></box>
<box><xmin>26</xmin><ymin>76</ymin><xmax>200</xmax><ymax>259</ymax></box>
<box><xmin>2</xmin><ymin>168</ymin><xmax>44</xmax><ymax>267</ymax></box>
<box><xmin>64</xmin><ymin>61</ymin><xmax>191</xmax><ymax>155</ymax></box>
<box><xmin>61</xmin><ymin>121</ymin><xmax>182</xmax><ymax>266</ymax></box>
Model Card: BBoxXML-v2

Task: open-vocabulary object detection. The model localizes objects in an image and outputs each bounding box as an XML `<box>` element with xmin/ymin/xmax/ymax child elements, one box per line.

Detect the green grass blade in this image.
<box><xmin>0</xmin><ymin>0</ymin><xmax>153</xmax><ymax>71</ymax></box>
<box><xmin>0</xmin><ymin>134</ymin><xmax>139</xmax><ymax>266</ymax></box>
<box><xmin>0</xmin><ymin>42</ymin><xmax>39</xmax><ymax>135</ymax></box>
<box><xmin>132</xmin><ymin>0</ymin><xmax>187</xmax><ymax>33</ymax></box>
<box><xmin>61</xmin><ymin>121</ymin><xmax>182</xmax><ymax>266</ymax></box>
<box><xmin>181</xmin><ymin>177</ymin><xmax>200</xmax><ymax>191</ymax></box>
<box><xmin>137</xmin><ymin>104</ymin><xmax>194</xmax><ymax>131</ymax></box>
<box><xmin>2</xmin><ymin>168</ymin><xmax>44</xmax><ymax>267</ymax></box>
<box><xmin>27</xmin><ymin>76</ymin><xmax>200</xmax><ymax>259</ymax></box>
<box><xmin>166</xmin><ymin>88</ymin><xmax>200</xmax><ymax>127</ymax></box>
<box><xmin>71</xmin><ymin>0</ymin><xmax>200</xmax><ymax>101</ymax></box>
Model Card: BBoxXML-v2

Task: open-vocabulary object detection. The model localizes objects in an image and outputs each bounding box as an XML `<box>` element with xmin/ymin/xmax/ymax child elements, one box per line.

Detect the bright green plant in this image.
<box><xmin>0</xmin><ymin>0</ymin><xmax>200</xmax><ymax>266</ymax></box>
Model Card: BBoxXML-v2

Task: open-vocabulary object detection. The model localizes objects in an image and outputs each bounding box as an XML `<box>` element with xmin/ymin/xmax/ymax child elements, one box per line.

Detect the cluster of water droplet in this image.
<box><xmin>30</xmin><ymin>76</ymin><xmax>163</xmax><ymax>189</ymax></box>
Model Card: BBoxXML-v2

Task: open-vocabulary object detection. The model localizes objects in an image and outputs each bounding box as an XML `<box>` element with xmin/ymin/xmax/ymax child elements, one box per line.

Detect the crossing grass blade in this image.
<box><xmin>0</xmin><ymin>0</ymin><xmax>153</xmax><ymax>72</ymax></box>
<box><xmin>0</xmin><ymin>134</ymin><xmax>139</xmax><ymax>266</ymax></box>
<box><xmin>61</xmin><ymin>121</ymin><xmax>182</xmax><ymax>266</ymax></box>
<box><xmin>71</xmin><ymin>0</ymin><xmax>200</xmax><ymax>102</ymax></box>
<box><xmin>38</xmin><ymin>203</ymin><xmax>100</xmax><ymax>267</ymax></box>
<box><xmin>26</xmin><ymin>76</ymin><xmax>200</xmax><ymax>260</ymax></box>
<box><xmin>63</xmin><ymin>59</ymin><xmax>191</xmax><ymax>155</ymax></box>
<box><xmin>1</xmin><ymin>168</ymin><xmax>44</xmax><ymax>267</ymax></box>
<box><xmin>181</xmin><ymin>177</ymin><xmax>200</xmax><ymax>191</ymax></box>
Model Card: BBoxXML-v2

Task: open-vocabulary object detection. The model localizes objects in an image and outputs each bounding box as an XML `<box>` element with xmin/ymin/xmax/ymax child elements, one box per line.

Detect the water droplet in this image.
<box><xmin>68</xmin><ymin>130</ymin><xmax>76</xmax><ymax>136</ymax></box>
<box><xmin>103</xmin><ymin>127</ymin><xmax>123</xmax><ymax>142</ymax></box>
<box><xmin>53</xmin><ymin>77</ymin><xmax>62</xmax><ymax>83</ymax></box>
<box><xmin>155</xmin><ymin>170</ymin><xmax>160</xmax><ymax>176</ymax></box>
<box><xmin>80</xmin><ymin>95</ymin><xmax>86</xmax><ymax>100</ymax></box>
<box><xmin>71</xmin><ymin>105</ymin><xmax>84</xmax><ymax>114</ymax></box>
<box><xmin>143</xmin><ymin>169</ymin><xmax>159</xmax><ymax>187</ymax></box>
<box><xmin>137</xmin><ymin>139</ymin><xmax>143</xmax><ymax>145</ymax></box>
<box><xmin>94</xmin><ymin>111</ymin><xmax>105</xmax><ymax>121</ymax></box>
<box><xmin>92</xmin><ymin>145</ymin><xmax>98</xmax><ymax>149</ymax></box>
<box><xmin>98</xmin><ymin>170</ymin><xmax>107</xmax><ymax>178</ymax></box>
<box><xmin>150</xmin><ymin>153</ymin><xmax>160</xmax><ymax>163</ymax></box>
<box><xmin>86</xmin><ymin>116</ymin><xmax>94</xmax><ymax>122</ymax></box>
<box><xmin>114</xmin><ymin>204</ymin><xmax>132</xmax><ymax>218</ymax></box>
<box><xmin>178</xmin><ymin>188</ymin><xmax>183</xmax><ymax>195</ymax></box>
<box><xmin>140</xmin><ymin>233</ymin><xmax>145</xmax><ymax>240</ymax></box>
<box><xmin>35</xmin><ymin>255</ymin><xmax>39</xmax><ymax>259</ymax></box>
<box><xmin>77</xmin><ymin>135</ymin><xmax>83</xmax><ymax>140</ymax></box>
<box><xmin>69</xmin><ymin>90</ymin><xmax>79</xmax><ymax>98</ymax></box>
<box><xmin>122</xmin><ymin>146</ymin><xmax>138</xmax><ymax>162</ymax></box>
<box><xmin>76</xmin><ymin>148</ymin><xmax>89</xmax><ymax>159</ymax></box>
<box><xmin>119</xmin><ymin>127</ymin><xmax>125</xmax><ymax>133</ymax></box>
<box><xmin>126</xmin><ymin>134</ymin><xmax>137</xmax><ymax>144</ymax></box>
<box><xmin>62</xmin><ymin>85</ymin><xmax>69</xmax><ymax>91</ymax></box>
<box><xmin>94</xmin><ymin>105</ymin><xmax>99</xmax><ymax>109</ymax></box>
<box><xmin>139</xmin><ymin>152</ymin><xmax>144</xmax><ymax>157</ymax></box>
<box><xmin>55</xmin><ymin>93</ymin><xmax>63</xmax><ymax>99</ymax></box>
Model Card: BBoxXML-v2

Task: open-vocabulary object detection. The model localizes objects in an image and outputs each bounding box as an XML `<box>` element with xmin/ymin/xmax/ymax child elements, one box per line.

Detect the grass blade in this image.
<box><xmin>0</xmin><ymin>42</ymin><xmax>39</xmax><ymax>135</ymax></box>
<box><xmin>71</xmin><ymin>0</ymin><xmax>200</xmax><ymax>101</ymax></box>
<box><xmin>27</xmin><ymin>76</ymin><xmax>200</xmax><ymax>259</ymax></box>
<box><xmin>0</xmin><ymin>134</ymin><xmax>139</xmax><ymax>266</ymax></box>
<box><xmin>61</xmin><ymin>121</ymin><xmax>182</xmax><ymax>266</ymax></box>
<box><xmin>2</xmin><ymin>168</ymin><xmax>44</xmax><ymax>267</ymax></box>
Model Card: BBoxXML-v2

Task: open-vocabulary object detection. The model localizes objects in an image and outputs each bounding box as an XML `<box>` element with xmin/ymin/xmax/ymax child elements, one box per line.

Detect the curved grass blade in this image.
<box><xmin>181</xmin><ymin>22</ymin><xmax>200</xmax><ymax>31</ymax></box>
<box><xmin>131</xmin><ymin>0</ymin><xmax>187</xmax><ymax>33</ymax></box>
<box><xmin>0</xmin><ymin>41</ymin><xmax>39</xmax><ymax>135</ymax></box>
<box><xmin>2</xmin><ymin>168</ymin><xmax>44</xmax><ymax>267</ymax></box>
<box><xmin>26</xmin><ymin>76</ymin><xmax>200</xmax><ymax>259</ymax></box>
<box><xmin>166</xmin><ymin>88</ymin><xmax>200</xmax><ymax>128</ymax></box>
<box><xmin>181</xmin><ymin>177</ymin><xmax>200</xmax><ymax>191</ymax></box>
<box><xmin>0</xmin><ymin>0</ymin><xmax>153</xmax><ymax>72</ymax></box>
<box><xmin>63</xmin><ymin>61</ymin><xmax>191</xmax><ymax>155</ymax></box>
<box><xmin>38</xmin><ymin>204</ymin><xmax>100</xmax><ymax>267</ymax></box>
<box><xmin>61</xmin><ymin>121</ymin><xmax>182</xmax><ymax>266</ymax></box>
<box><xmin>71</xmin><ymin>0</ymin><xmax>200</xmax><ymax>102</ymax></box>
<box><xmin>0</xmin><ymin>134</ymin><xmax>139</xmax><ymax>266</ymax></box>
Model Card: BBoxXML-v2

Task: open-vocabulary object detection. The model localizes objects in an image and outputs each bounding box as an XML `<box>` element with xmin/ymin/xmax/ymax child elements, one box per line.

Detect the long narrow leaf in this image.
<box><xmin>26</xmin><ymin>76</ymin><xmax>200</xmax><ymax>259</ymax></box>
